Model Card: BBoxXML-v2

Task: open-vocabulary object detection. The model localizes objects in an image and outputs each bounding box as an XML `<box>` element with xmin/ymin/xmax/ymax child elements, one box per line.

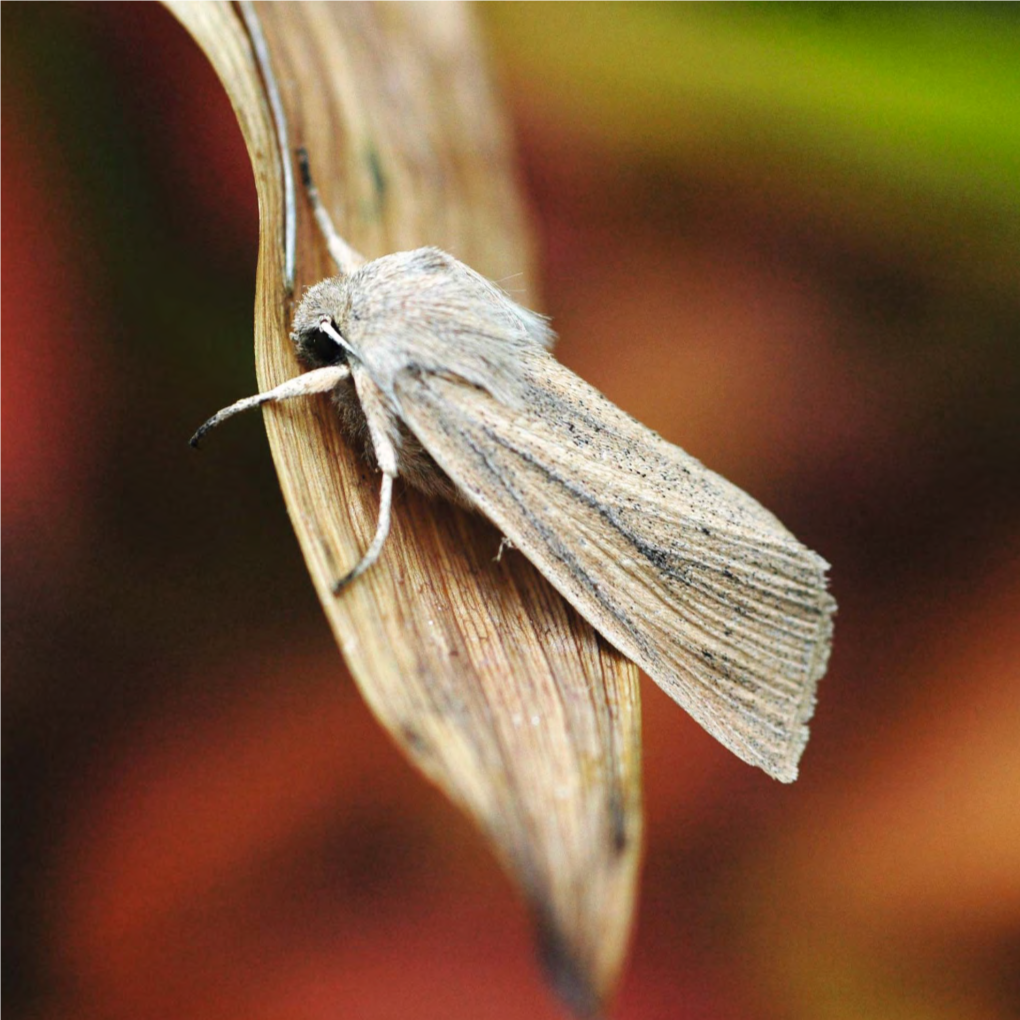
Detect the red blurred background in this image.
<box><xmin>4</xmin><ymin>5</ymin><xmax>1018</xmax><ymax>1019</ymax></box>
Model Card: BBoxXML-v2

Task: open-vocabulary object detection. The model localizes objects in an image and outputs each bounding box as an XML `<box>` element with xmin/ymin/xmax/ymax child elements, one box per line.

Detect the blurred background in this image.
<box><xmin>4</xmin><ymin>4</ymin><xmax>1018</xmax><ymax>1019</ymax></box>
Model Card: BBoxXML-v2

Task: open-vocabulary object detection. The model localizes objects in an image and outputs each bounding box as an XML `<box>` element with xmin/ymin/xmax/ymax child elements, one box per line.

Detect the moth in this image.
<box><xmin>193</xmin><ymin>150</ymin><xmax>835</xmax><ymax>783</ymax></box>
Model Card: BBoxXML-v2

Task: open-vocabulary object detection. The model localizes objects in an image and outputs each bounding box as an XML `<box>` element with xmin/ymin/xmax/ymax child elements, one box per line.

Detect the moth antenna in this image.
<box><xmin>318</xmin><ymin>317</ymin><xmax>357</xmax><ymax>357</ymax></box>
<box><xmin>333</xmin><ymin>472</ymin><xmax>394</xmax><ymax>594</ymax></box>
<box><xmin>296</xmin><ymin>147</ymin><xmax>366</xmax><ymax>276</ymax></box>
<box><xmin>189</xmin><ymin>364</ymin><xmax>351</xmax><ymax>448</ymax></box>
<box><xmin>239</xmin><ymin>1</ymin><xmax>295</xmax><ymax>293</ymax></box>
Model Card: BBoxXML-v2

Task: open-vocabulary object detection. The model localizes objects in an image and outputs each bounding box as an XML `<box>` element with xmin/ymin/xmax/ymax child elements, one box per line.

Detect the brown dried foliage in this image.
<box><xmin>164</xmin><ymin>3</ymin><xmax>643</xmax><ymax>1014</ymax></box>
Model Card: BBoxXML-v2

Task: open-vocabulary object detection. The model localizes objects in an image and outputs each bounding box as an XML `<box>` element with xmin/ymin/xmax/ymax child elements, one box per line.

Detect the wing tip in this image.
<box><xmin>763</xmin><ymin>584</ymin><xmax>837</xmax><ymax>783</ymax></box>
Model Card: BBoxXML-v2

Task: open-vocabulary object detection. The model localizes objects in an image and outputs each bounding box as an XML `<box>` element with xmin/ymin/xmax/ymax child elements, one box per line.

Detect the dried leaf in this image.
<box><xmin>164</xmin><ymin>2</ymin><xmax>642</xmax><ymax>1013</ymax></box>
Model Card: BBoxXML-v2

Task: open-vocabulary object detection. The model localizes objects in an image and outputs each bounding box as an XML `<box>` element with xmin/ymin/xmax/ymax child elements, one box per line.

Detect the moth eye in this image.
<box><xmin>297</xmin><ymin>321</ymin><xmax>348</xmax><ymax>368</ymax></box>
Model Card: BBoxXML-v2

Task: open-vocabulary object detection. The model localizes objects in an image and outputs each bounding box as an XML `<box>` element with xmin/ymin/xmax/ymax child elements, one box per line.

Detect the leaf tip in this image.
<box><xmin>534</xmin><ymin>908</ymin><xmax>606</xmax><ymax>1020</ymax></box>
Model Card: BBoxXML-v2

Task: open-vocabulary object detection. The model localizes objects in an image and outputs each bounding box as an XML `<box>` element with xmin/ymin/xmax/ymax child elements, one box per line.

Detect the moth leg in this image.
<box><xmin>189</xmin><ymin>364</ymin><xmax>350</xmax><ymax>448</ymax></box>
<box><xmin>296</xmin><ymin>148</ymin><xmax>365</xmax><ymax>276</ymax></box>
<box><xmin>333</xmin><ymin>368</ymin><xmax>399</xmax><ymax>594</ymax></box>
<box><xmin>332</xmin><ymin>472</ymin><xmax>394</xmax><ymax>594</ymax></box>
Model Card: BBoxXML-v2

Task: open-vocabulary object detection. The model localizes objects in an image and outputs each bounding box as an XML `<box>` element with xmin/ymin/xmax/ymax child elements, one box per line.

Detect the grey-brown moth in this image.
<box><xmin>192</xmin><ymin>150</ymin><xmax>836</xmax><ymax>783</ymax></box>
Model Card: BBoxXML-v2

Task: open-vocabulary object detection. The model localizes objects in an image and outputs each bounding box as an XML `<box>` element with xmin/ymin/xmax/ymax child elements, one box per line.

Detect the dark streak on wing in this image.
<box><xmin>436</xmin><ymin>402</ymin><xmax>764</xmax><ymax>752</ymax></box>
<box><xmin>484</xmin><ymin>426</ymin><xmax>807</xmax><ymax>635</ymax></box>
<box><xmin>478</xmin><ymin>423</ymin><xmax>825</xmax><ymax>715</ymax></box>
<box><xmin>474</xmin><ymin>427</ymin><xmax>760</xmax><ymax>707</ymax></box>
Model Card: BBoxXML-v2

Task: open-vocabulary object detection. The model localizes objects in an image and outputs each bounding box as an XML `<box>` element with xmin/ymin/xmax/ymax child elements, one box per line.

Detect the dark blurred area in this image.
<box><xmin>3</xmin><ymin>4</ymin><xmax>1018</xmax><ymax>1019</ymax></box>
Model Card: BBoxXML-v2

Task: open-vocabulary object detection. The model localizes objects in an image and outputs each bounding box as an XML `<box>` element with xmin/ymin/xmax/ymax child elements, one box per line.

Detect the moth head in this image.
<box><xmin>291</xmin><ymin>277</ymin><xmax>356</xmax><ymax>368</ymax></box>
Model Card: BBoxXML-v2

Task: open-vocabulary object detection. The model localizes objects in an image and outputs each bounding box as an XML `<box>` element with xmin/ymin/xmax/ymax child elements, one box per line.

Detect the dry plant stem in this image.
<box><xmin>163</xmin><ymin>2</ymin><xmax>642</xmax><ymax>1014</ymax></box>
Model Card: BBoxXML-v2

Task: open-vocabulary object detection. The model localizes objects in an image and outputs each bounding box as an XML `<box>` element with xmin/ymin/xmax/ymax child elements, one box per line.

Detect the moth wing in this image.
<box><xmin>394</xmin><ymin>358</ymin><xmax>835</xmax><ymax>782</ymax></box>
